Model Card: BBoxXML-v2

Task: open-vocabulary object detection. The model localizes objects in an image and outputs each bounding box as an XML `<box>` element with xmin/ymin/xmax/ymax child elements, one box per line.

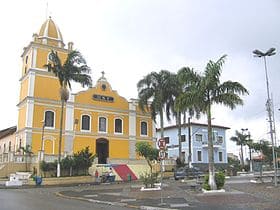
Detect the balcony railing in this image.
<box><xmin>202</xmin><ymin>141</ymin><xmax>222</xmax><ymax>148</ymax></box>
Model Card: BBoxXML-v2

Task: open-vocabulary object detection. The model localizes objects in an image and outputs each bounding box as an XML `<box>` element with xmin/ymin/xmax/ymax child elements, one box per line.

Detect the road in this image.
<box><xmin>1</xmin><ymin>175</ymin><xmax>280</xmax><ymax>210</ymax></box>
<box><xmin>0</xmin><ymin>186</ymin><xmax>134</xmax><ymax>210</ymax></box>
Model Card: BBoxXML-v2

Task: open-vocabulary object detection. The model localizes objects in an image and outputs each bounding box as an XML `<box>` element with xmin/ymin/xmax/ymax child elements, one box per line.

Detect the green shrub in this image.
<box><xmin>215</xmin><ymin>171</ymin><xmax>225</xmax><ymax>189</ymax></box>
<box><xmin>140</xmin><ymin>172</ymin><xmax>159</xmax><ymax>188</ymax></box>
<box><xmin>203</xmin><ymin>171</ymin><xmax>225</xmax><ymax>190</ymax></box>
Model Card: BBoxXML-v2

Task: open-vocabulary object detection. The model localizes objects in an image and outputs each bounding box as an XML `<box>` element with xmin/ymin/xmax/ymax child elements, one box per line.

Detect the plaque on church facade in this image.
<box><xmin>92</xmin><ymin>94</ymin><xmax>114</xmax><ymax>102</ymax></box>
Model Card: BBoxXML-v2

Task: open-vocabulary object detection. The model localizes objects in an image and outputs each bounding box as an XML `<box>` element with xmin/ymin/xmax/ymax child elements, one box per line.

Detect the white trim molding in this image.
<box><xmin>27</xmin><ymin>71</ymin><xmax>35</xmax><ymax>97</ymax></box>
<box><xmin>81</xmin><ymin>114</ymin><xmax>92</xmax><ymax>132</ymax></box>
<box><xmin>31</xmin><ymin>47</ymin><xmax>37</xmax><ymax>68</ymax></box>
<box><xmin>114</xmin><ymin>117</ymin><xmax>123</xmax><ymax>135</ymax></box>
<box><xmin>98</xmin><ymin>116</ymin><xmax>108</xmax><ymax>133</ymax></box>
<box><xmin>25</xmin><ymin>99</ymin><xmax>34</xmax><ymax>128</ymax></box>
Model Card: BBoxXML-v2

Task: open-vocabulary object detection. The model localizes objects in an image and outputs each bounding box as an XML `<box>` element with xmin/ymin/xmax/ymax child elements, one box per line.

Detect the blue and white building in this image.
<box><xmin>156</xmin><ymin>122</ymin><xmax>229</xmax><ymax>168</ymax></box>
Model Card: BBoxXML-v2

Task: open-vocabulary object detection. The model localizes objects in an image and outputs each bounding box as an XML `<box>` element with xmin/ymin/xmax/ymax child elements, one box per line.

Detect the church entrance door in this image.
<box><xmin>96</xmin><ymin>138</ymin><xmax>109</xmax><ymax>164</ymax></box>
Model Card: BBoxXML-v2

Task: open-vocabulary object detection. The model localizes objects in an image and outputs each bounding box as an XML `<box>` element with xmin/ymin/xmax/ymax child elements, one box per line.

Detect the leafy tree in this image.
<box><xmin>230</xmin><ymin>130</ymin><xmax>250</xmax><ymax>169</ymax></box>
<box><xmin>135</xmin><ymin>142</ymin><xmax>158</xmax><ymax>174</ymax></box>
<box><xmin>73</xmin><ymin>146</ymin><xmax>95</xmax><ymax>175</ymax></box>
<box><xmin>46</xmin><ymin>50</ymin><xmax>92</xmax><ymax>177</ymax></box>
<box><xmin>137</xmin><ymin>70</ymin><xmax>174</xmax><ymax>139</ymax></box>
<box><xmin>40</xmin><ymin>161</ymin><xmax>57</xmax><ymax>177</ymax></box>
<box><xmin>61</xmin><ymin>156</ymin><xmax>75</xmax><ymax>176</ymax></box>
<box><xmin>179</xmin><ymin>55</ymin><xmax>249</xmax><ymax>190</ymax></box>
<box><xmin>252</xmin><ymin>141</ymin><xmax>280</xmax><ymax>167</ymax></box>
<box><xmin>40</xmin><ymin>147</ymin><xmax>95</xmax><ymax>177</ymax></box>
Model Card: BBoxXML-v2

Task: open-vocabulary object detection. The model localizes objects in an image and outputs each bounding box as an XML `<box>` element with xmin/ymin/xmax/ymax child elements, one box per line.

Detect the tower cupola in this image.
<box><xmin>37</xmin><ymin>16</ymin><xmax>64</xmax><ymax>48</ymax></box>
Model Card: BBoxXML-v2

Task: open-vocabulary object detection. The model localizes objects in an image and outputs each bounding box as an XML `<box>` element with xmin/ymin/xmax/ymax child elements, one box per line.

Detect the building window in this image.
<box><xmin>25</xmin><ymin>56</ymin><xmax>28</xmax><ymax>64</ymax></box>
<box><xmin>19</xmin><ymin>139</ymin><xmax>22</xmax><ymax>150</ymax></box>
<box><xmin>164</xmin><ymin>137</ymin><xmax>170</xmax><ymax>144</ymax></box>
<box><xmin>219</xmin><ymin>152</ymin><xmax>223</xmax><ymax>162</ymax></box>
<box><xmin>45</xmin><ymin>111</ymin><xmax>54</xmax><ymax>127</ymax></box>
<box><xmin>195</xmin><ymin>134</ymin><xmax>203</xmax><ymax>142</ymax></box>
<box><xmin>8</xmin><ymin>141</ymin><xmax>11</xmax><ymax>152</ymax></box>
<box><xmin>81</xmin><ymin>115</ymin><xmax>90</xmax><ymax>131</ymax></box>
<box><xmin>140</xmin><ymin>121</ymin><xmax>148</xmax><ymax>136</ymax></box>
<box><xmin>99</xmin><ymin>117</ymin><xmax>107</xmax><ymax>132</ymax></box>
<box><xmin>197</xmin><ymin>150</ymin><xmax>202</xmax><ymax>162</ymax></box>
<box><xmin>114</xmin><ymin>118</ymin><xmax>123</xmax><ymax>133</ymax></box>
<box><xmin>217</xmin><ymin>136</ymin><xmax>223</xmax><ymax>144</ymax></box>
<box><xmin>181</xmin><ymin>151</ymin><xmax>186</xmax><ymax>162</ymax></box>
<box><xmin>181</xmin><ymin>135</ymin><xmax>186</xmax><ymax>142</ymax></box>
<box><xmin>3</xmin><ymin>144</ymin><xmax>6</xmax><ymax>153</ymax></box>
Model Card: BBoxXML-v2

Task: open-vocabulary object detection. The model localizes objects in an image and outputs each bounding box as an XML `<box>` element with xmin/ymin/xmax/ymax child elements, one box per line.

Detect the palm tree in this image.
<box><xmin>19</xmin><ymin>145</ymin><xmax>33</xmax><ymax>172</ymax></box>
<box><xmin>230</xmin><ymin>130</ymin><xmax>250</xmax><ymax>170</ymax></box>
<box><xmin>46</xmin><ymin>50</ymin><xmax>92</xmax><ymax>177</ymax></box>
<box><xmin>166</xmin><ymin>68</ymin><xmax>200</xmax><ymax>163</ymax></box>
<box><xmin>137</xmin><ymin>70</ymin><xmax>174</xmax><ymax>139</ymax></box>
<box><xmin>179</xmin><ymin>55</ymin><xmax>249</xmax><ymax>190</ymax></box>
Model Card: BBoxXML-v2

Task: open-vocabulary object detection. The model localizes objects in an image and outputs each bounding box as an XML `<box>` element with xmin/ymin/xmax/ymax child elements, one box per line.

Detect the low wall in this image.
<box><xmin>0</xmin><ymin>163</ymin><xmax>32</xmax><ymax>178</ymax></box>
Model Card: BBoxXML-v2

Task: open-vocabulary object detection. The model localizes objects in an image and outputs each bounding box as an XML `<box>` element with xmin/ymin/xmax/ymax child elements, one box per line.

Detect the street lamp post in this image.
<box><xmin>188</xmin><ymin>117</ymin><xmax>192</xmax><ymax>168</ymax></box>
<box><xmin>241</xmin><ymin>128</ymin><xmax>248</xmax><ymax>170</ymax></box>
<box><xmin>248</xmin><ymin>132</ymin><xmax>253</xmax><ymax>173</ymax></box>
<box><xmin>38</xmin><ymin>120</ymin><xmax>45</xmax><ymax>176</ymax></box>
<box><xmin>40</xmin><ymin>120</ymin><xmax>46</xmax><ymax>152</ymax></box>
<box><xmin>253</xmin><ymin>48</ymin><xmax>277</xmax><ymax>186</ymax></box>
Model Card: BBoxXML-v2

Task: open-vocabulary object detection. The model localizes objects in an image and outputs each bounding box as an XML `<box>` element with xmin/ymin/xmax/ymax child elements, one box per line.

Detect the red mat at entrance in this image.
<box><xmin>112</xmin><ymin>164</ymin><xmax>137</xmax><ymax>181</ymax></box>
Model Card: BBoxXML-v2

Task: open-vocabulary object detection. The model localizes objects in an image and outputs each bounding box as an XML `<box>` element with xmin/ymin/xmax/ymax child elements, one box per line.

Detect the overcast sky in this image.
<box><xmin>0</xmin><ymin>0</ymin><xmax>280</xmax><ymax>155</ymax></box>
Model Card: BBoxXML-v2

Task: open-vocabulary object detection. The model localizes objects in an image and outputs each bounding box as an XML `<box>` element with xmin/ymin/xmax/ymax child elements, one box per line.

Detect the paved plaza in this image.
<box><xmin>56</xmin><ymin>175</ymin><xmax>280</xmax><ymax>209</ymax></box>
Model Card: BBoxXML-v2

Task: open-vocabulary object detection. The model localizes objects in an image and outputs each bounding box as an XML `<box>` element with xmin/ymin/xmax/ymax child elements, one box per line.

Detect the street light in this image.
<box><xmin>40</xmin><ymin>120</ymin><xmax>46</xmax><ymax>152</ymax></box>
<box><xmin>247</xmin><ymin>131</ymin><xmax>253</xmax><ymax>173</ymax></box>
<box><xmin>253</xmin><ymin>48</ymin><xmax>277</xmax><ymax>186</ymax></box>
<box><xmin>188</xmin><ymin>117</ymin><xmax>192</xmax><ymax>168</ymax></box>
<box><xmin>241</xmin><ymin>128</ymin><xmax>248</xmax><ymax>170</ymax></box>
<box><xmin>38</xmin><ymin>119</ymin><xmax>45</xmax><ymax>176</ymax></box>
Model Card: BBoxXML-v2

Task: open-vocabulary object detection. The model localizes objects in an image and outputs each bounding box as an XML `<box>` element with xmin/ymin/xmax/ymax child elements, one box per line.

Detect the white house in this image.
<box><xmin>156</xmin><ymin>122</ymin><xmax>229</xmax><ymax>169</ymax></box>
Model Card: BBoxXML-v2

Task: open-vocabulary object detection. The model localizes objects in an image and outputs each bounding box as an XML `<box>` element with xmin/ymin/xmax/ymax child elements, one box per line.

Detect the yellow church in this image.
<box><xmin>16</xmin><ymin>17</ymin><xmax>156</xmax><ymax>165</ymax></box>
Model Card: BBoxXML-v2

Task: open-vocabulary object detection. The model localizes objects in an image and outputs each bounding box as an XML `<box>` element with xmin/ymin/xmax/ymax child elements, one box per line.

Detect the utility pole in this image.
<box><xmin>253</xmin><ymin>48</ymin><xmax>277</xmax><ymax>186</ymax></box>
<box><xmin>188</xmin><ymin>117</ymin><xmax>192</xmax><ymax>168</ymax></box>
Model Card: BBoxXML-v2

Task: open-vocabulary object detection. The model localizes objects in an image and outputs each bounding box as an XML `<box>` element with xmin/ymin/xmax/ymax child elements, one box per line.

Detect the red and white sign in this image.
<box><xmin>157</xmin><ymin>138</ymin><xmax>166</xmax><ymax>150</ymax></box>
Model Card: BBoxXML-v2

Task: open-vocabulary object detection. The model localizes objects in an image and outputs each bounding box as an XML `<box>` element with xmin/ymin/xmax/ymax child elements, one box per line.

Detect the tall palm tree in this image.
<box><xmin>166</xmin><ymin>68</ymin><xmax>200</xmax><ymax>163</ymax></box>
<box><xmin>137</xmin><ymin>70</ymin><xmax>174</xmax><ymax>139</ymax></box>
<box><xmin>179</xmin><ymin>55</ymin><xmax>249</xmax><ymax>190</ymax></box>
<box><xmin>230</xmin><ymin>130</ymin><xmax>250</xmax><ymax>170</ymax></box>
<box><xmin>46</xmin><ymin>50</ymin><xmax>92</xmax><ymax>177</ymax></box>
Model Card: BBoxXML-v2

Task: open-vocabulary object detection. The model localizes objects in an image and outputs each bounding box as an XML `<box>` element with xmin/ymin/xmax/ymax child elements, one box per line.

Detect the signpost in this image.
<box><xmin>157</xmin><ymin>138</ymin><xmax>166</xmax><ymax>150</ymax></box>
<box><xmin>157</xmin><ymin>138</ymin><xmax>166</xmax><ymax>206</ymax></box>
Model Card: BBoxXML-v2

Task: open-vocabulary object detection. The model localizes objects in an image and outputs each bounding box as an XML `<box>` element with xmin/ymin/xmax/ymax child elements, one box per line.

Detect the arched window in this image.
<box><xmin>19</xmin><ymin>139</ymin><xmax>22</xmax><ymax>150</ymax></box>
<box><xmin>8</xmin><ymin>141</ymin><xmax>11</xmax><ymax>152</ymax></box>
<box><xmin>81</xmin><ymin>115</ymin><xmax>90</xmax><ymax>131</ymax></box>
<box><xmin>140</xmin><ymin>121</ymin><xmax>148</xmax><ymax>136</ymax></box>
<box><xmin>115</xmin><ymin>118</ymin><xmax>123</xmax><ymax>134</ymax></box>
<box><xmin>99</xmin><ymin>117</ymin><xmax>107</xmax><ymax>132</ymax></box>
<box><xmin>45</xmin><ymin>111</ymin><xmax>54</xmax><ymax>127</ymax></box>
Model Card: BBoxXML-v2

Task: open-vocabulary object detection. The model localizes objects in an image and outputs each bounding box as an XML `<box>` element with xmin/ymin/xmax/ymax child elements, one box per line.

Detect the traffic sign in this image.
<box><xmin>158</xmin><ymin>150</ymin><xmax>165</xmax><ymax>160</ymax></box>
<box><xmin>157</xmin><ymin>138</ymin><xmax>166</xmax><ymax>150</ymax></box>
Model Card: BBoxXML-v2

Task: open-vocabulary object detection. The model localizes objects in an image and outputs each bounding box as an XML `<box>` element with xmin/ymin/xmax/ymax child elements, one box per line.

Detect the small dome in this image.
<box><xmin>38</xmin><ymin>17</ymin><xmax>64</xmax><ymax>48</ymax></box>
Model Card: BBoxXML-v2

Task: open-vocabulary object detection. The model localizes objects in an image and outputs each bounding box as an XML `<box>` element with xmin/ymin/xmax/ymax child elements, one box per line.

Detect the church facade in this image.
<box><xmin>16</xmin><ymin>17</ymin><xmax>156</xmax><ymax>164</ymax></box>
